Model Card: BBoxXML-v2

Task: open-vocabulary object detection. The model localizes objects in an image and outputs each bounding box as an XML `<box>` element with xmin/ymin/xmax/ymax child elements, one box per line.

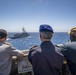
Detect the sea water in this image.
<box><xmin>7</xmin><ymin>32</ymin><xmax>69</xmax><ymax>50</ymax></box>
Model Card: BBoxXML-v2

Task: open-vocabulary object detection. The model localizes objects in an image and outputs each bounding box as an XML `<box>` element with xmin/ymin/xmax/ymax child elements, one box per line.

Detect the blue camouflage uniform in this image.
<box><xmin>28</xmin><ymin>41</ymin><xmax>64</xmax><ymax>75</ymax></box>
<box><xmin>61</xmin><ymin>41</ymin><xmax>76</xmax><ymax>75</ymax></box>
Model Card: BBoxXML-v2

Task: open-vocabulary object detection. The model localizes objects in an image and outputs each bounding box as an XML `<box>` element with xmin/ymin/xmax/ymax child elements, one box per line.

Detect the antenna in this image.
<box><xmin>22</xmin><ymin>26</ymin><xmax>26</xmax><ymax>32</ymax></box>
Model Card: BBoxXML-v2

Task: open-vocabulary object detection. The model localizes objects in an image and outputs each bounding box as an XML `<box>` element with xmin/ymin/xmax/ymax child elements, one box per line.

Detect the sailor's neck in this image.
<box><xmin>41</xmin><ymin>39</ymin><xmax>51</xmax><ymax>42</ymax></box>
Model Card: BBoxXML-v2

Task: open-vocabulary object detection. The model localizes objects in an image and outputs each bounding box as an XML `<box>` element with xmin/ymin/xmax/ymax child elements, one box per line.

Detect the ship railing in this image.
<box><xmin>11</xmin><ymin>49</ymin><xmax>34</xmax><ymax>75</ymax></box>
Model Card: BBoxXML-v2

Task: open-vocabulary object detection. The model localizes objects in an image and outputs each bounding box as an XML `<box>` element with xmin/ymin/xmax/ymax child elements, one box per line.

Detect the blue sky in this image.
<box><xmin>0</xmin><ymin>0</ymin><xmax>76</xmax><ymax>32</ymax></box>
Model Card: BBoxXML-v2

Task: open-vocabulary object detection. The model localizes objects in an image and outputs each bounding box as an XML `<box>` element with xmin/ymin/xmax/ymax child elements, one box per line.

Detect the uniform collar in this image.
<box><xmin>41</xmin><ymin>41</ymin><xmax>53</xmax><ymax>46</ymax></box>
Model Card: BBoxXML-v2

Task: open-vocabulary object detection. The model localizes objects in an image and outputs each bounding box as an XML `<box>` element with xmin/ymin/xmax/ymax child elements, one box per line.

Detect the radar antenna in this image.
<box><xmin>22</xmin><ymin>26</ymin><xmax>26</xmax><ymax>33</ymax></box>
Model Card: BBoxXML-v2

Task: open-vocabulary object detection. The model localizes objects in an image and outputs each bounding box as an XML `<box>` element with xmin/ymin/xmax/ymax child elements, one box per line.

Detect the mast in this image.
<box><xmin>22</xmin><ymin>26</ymin><xmax>26</xmax><ymax>33</ymax></box>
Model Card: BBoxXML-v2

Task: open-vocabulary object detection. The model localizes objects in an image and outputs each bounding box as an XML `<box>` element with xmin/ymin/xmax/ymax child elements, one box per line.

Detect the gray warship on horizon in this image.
<box><xmin>9</xmin><ymin>27</ymin><xmax>29</xmax><ymax>39</ymax></box>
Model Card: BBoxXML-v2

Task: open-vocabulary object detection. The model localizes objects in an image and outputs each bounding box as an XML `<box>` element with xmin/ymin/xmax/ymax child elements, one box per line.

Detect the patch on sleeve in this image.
<box><xmin>4</xmin><ymin>42</ymin><xmax>11</xmax><ymax>45</ymax></box>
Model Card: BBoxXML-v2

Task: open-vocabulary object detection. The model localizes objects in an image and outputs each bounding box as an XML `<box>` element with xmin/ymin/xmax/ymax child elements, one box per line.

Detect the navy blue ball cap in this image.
<box><xmin>39</xmin><ymin>24</ymin><xmax>54</xmax><ymax>33</ymax></box>
<box><xmin>0</xmin><ymin>29</ymin><xmax>7</xmax><ymax>39</ymax></box>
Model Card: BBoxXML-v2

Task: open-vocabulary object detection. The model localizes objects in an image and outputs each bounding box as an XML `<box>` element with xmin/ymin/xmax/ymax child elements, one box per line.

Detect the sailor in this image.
<box><xmin>59</xmin><ymin>27</ymin><xmax>76</xmax><ymax>75</ymax></box>
<box><xmin>0</xmin><ymin>29</ymin><xmax>25</xmax><ymax>75</ymax></box>
<box><xmin>28</xmin><ymin>24</ymin><xmax>64</xmax><ymax>75</ymax></box>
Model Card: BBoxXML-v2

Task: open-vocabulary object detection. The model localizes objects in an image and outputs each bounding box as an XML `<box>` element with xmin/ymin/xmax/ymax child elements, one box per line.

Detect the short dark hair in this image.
<box><xmin>0</xmin><ymin>29</ymin><xmax>7</xmax><ymax>39</ymax></box>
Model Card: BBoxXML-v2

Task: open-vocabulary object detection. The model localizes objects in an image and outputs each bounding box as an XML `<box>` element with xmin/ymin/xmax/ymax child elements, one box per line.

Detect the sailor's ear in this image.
<box><xmin>40</xmin><ymin>34</ymin><xmax>42</xmax><ymax>39</ymax></box>
<box><xmin>0</xmin><ymin>37</ymin><xmax>6</xmax><ymax>42</ymax></box>
<box><xmin>51</xmin><ymin>33</ymin><xmax>53</xmax><ymax>37</ymax></box>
